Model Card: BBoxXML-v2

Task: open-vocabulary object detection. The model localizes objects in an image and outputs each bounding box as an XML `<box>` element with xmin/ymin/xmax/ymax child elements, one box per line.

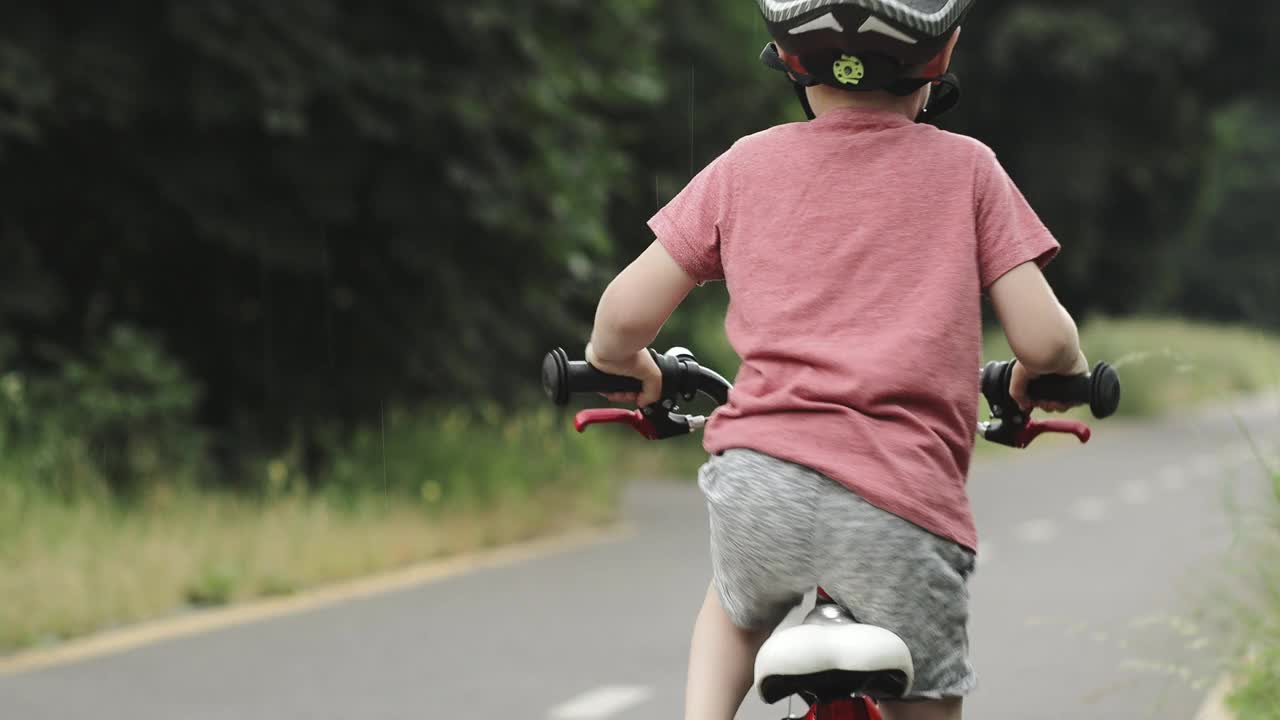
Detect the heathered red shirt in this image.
<box><xmin>649</xmin><ymin>106</ymin><xmax>1059</xmax><ymax>551</ymax></box>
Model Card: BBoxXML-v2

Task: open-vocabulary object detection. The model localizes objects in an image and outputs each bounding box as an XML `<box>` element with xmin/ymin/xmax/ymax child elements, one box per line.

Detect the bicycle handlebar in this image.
<box><xmin>543</xmin><ymin>347</ymin><xmax>732</xmax><ymax>408</ymax></box>
<box><xmin>543</xmin><ymin>347</ymin><xmax>1120</xmax><ymax>447</ymax></box>
<box><xmin>977</xmin><ymin>359</ymin><xmax>1121</xmax><ymax>448</ymax></box>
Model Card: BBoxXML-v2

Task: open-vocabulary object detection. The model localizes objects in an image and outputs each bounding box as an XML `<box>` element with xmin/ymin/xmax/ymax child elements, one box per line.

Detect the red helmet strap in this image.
<box><xmin>778</xmin><ymin>47</ymin><xmax>808</xmax><ymax>78</ymax></box>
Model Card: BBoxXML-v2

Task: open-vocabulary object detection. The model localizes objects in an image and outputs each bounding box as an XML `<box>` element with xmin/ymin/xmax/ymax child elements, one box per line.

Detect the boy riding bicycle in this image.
<box><xmin>584</xmin><ymin>2</ymin><xmax>1088</xmax><ymax>718</ymax></box>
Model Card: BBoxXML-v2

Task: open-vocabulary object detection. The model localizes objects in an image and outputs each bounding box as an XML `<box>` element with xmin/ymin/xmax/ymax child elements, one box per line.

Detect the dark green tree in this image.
<box><xmin>0</xmin><ymin>1</ymin><xmax>1276</xmax><ymax>487</ymax></box>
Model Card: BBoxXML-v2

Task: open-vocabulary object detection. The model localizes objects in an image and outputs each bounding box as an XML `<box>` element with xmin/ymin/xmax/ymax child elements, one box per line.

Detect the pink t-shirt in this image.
<box><xmin>649</xmin><ymin>107</ymin><xmax>1059</xmax><ymax>551</ymax></box>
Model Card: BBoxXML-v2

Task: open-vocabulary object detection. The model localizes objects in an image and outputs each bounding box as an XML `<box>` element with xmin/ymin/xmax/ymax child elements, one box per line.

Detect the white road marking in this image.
<box><xmin>1159</xmin><ymin>466</ymin><xmax>1187</xmax><ymax>491</ymax></box>
<box><xmin>1119</xmin><ymin>480</ymin><xmax>1152</xmax><ymax>505</ymax></box>
<box><xmin>549</xmin><ymin>685</ymin><xmax>653</xmax><ymax>720</ymax></box>
<box><xmin>1191</xmin><ymin>454</ymin><xmax>1220</xmax><ymax>477</ymax></box>
<box><xmin>1071</xmin><ymin>496</ymin><xmax>1109</xmax><ymax>523</ymax></box>
<box><xmin>1016</xmin><ymin>518</ymin><xmax>1058</xmax><ymax>544</ymax></box>
<box><xmin>1195</xmin><ymin>674</ymin><xmax>1235</xmax><ymax>720</ymax></box>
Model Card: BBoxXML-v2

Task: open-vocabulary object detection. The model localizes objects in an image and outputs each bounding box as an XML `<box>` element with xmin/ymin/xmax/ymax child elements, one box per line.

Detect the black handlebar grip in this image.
<box><xmin>1088</xmin><ymin>361</ymin><xmax>1121</xmax><ymax>419</ymax></box>
<box><xmin>542</xmin><ymin>348</ymin><xmax>642</xmax><ymax>406</ymax></box>
<box><xmin>1022</xmin><ymin>361</ymin><xmax>1122</xmax><ymax>419</ymax></box>
<box><xmin>982</xmin><ymin>360</ymin><xmax>1121</xmax><ymax>420</ymax></box>
<box><xmin>1024</xmin><ymin>373</ymin><xmax>1091</xmax><ymax>405</ymax></box>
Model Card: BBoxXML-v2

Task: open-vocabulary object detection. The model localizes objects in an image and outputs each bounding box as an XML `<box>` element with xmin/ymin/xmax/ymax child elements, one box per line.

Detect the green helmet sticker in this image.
<box><xmin>832</xmin><ymin>55</ymin><xmax>865</xmax><ymax>86</ymax></box>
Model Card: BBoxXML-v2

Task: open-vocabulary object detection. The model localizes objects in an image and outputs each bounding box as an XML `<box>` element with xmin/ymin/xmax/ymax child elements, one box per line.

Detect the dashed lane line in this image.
<box><xmin>549</xmin><ymin>685</ymin><xmax>654</xmax><ymax>719</ymax></box>
<box><xmin>1159</xmin><ymin>466</ymin><xmax>1187</xmax><ymax>491</ymax></box>
<box><xmin>1119</xmin><ymin>480</ymin><xmax>1152</xmax><ymax>505</ymax></box>
<box><xmin>1071</xmin><ymin>496</ymin><xmax>1110</xmax><ymax>523</ymax></box>
<box><xmin>1015</xmin><ymin>519</ymin><xmax>1058</xmax><ymax>544</ymax></box>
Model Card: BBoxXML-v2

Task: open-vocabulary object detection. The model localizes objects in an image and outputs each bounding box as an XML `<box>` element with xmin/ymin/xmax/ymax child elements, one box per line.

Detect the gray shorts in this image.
<box><xmin>699</xmin><ymin>449</ymin><xmax>977</xmax><ymax>700</ymax></box>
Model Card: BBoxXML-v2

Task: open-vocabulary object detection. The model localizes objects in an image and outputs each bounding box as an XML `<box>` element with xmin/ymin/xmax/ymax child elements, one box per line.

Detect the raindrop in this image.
<box><xmin>320</xmin><ymin>233</ymin><xmax>336</xmax><ymax>372</ymax></box>
<box><xmin>381</xmin><ymin>401</ymin><xmax>389</xmax><ymax>499</ymax></box>
<box><xmin>689</xmin><ymin>67</ymin><xmax>697</xmax><ymax>179</ymax></box>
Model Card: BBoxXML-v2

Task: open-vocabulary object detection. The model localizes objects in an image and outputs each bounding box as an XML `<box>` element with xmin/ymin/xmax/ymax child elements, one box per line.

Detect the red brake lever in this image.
<box><xmin>1015</xmin><ymin>419</ymin><xmax>1092</xmax><ymax>449</ymax></box>
<box><xmin>573</xmin><ymin>409</ymin><xmax>659</xmax><ymax>440</ymax></box>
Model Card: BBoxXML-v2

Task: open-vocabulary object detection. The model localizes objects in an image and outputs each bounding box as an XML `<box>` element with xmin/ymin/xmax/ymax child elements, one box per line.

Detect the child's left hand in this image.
<box><xmin>584</xmin><ymin>345</ymin><xmax>663</xmax><ymax>407</ymax></box>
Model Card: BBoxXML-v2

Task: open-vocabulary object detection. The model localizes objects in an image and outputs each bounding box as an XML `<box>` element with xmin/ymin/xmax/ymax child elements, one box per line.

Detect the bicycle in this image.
<box><xmin>542</xmin><ymin>347</ymin><xmax>1120</xmax><ymax>720</ymax></box>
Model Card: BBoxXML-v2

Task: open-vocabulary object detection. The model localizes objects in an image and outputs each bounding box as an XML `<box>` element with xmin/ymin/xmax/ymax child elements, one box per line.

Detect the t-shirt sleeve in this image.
<box><xmin>647</xmin><ymin>147</ymin><xmax>734</xmax><ymax>283</ymax></box>
<box><xmin>974</xmin><ymin>147</ymin><xmax>1060</xmax><ymax>289</ymax></box>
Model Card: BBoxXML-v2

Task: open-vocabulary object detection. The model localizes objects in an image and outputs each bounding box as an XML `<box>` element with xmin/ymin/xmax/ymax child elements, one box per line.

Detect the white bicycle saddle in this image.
<box><xmin>755</xmin><ymin>602</ymin><xmax>914</xmax><ymax>705</ymax></box>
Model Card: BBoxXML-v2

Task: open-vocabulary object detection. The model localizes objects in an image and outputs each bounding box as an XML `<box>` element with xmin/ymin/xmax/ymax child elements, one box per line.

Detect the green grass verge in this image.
<box><xmin>1225</xmin><ymin>461</ymin><xmax>1280</xmax><ymax>718</ymax></box>
<box><xmin>1230</xmin><ymin>638</ymin><xmax>1280</xmax><ymax>718</ymax></box>
<box><xmin>0</xmin><ymin>406</ymin><xmax>621</xmax><ymax>654</ymax></box>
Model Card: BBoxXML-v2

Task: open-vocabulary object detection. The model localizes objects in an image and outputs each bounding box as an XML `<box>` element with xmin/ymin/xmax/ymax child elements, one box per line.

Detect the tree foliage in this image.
<box><xmin>0</xmin><ymin>1</ymin><xmax>1275</xmax><ymax>479</ymax></box>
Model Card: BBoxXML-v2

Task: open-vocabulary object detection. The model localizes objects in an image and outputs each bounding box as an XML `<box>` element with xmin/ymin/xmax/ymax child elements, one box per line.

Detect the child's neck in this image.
<box><xmin>808</xmin><ymin>87</ymin><xmax>918</xmax><ymax>120</ymax></box>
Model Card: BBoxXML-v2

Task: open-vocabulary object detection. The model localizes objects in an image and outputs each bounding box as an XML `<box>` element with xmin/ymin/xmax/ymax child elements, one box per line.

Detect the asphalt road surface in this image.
<box><xmin>3</xmin><ymin>396</ymin><xmax>1277</xmax><ymax>720</ymax></box>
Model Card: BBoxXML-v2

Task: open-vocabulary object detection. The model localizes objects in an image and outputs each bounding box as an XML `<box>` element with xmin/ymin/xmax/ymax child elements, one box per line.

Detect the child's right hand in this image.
<box><xmin>1009</xmin><ymin>353</ymin><xmax>1090</xmax><ymax>413</ymax></box>
<box><xmin>585</xmin><ymin>344</ymin><xmax>664</xmax><ymax>408</ymax></box>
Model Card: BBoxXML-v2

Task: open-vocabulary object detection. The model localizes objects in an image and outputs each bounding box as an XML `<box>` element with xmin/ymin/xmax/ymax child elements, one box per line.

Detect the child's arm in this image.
<box><xmin>585</xmin><ymin>240</ymin><xmax>698</xmax><ymax>406</ymax></box>
<box><xmin>988</xmin><ymin>261</ymin><xmax>1089</xmax><ymax>411</ymax></box>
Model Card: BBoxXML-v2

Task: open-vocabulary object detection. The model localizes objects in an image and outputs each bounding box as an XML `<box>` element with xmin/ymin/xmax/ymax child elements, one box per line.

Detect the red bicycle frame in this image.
<box><xmin>806</xmin><ymin>697</ymin><xmax>881</xmax><ymax>720</ymax></box>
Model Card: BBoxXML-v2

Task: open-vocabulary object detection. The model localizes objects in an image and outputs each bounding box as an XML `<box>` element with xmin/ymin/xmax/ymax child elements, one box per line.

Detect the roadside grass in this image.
<box><xmin>5</xmin><ymin>316</ymin><xmax>1278</xmax><ymax>655</ymax></box>
<box><xmin>1225</xmin><ymin>463</ymin><xmax>1280</xmax><ymax>718</ymax></box>
<box><xmin>0</xmin><ymin>406</ymin><xmax>621</xmax><ymax>654</ymax></box>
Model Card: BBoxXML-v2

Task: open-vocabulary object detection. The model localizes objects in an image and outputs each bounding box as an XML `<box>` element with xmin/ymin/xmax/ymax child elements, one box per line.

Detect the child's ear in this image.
<box><xmin>923</xmin><ymin>27</ymin><xmax>961</xmax><ymax>77</ymax></box>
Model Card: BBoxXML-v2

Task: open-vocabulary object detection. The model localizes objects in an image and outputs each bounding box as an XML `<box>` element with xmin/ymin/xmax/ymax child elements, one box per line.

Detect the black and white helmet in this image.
<box><xmin>757</xmin><ymin>0</ymin><xmax>975</xmax><ymax>117</ymax></box>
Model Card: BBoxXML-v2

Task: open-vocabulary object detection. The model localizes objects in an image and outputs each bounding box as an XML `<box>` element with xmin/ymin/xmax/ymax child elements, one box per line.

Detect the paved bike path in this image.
<box><xmin>2</xmin><ymin>397</ymin><xmax>1276</xmax><ymax>720</ymax></box>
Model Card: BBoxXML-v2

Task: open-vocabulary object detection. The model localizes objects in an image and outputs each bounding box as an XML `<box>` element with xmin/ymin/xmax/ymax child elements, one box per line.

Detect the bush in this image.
<box><xmin>1169</xmin><ymin>101</ymin><xmax>1280</xmax><ymax>331</ymax></box>
<box><xmin>185</xmin><ymin>564</ymin><xmax>240</xmax><ymax>607</ymax></box>
<box><xmin>318</xmin><ymin>403</ymin><xmax>621</xmax><ymax>515</ymax></box>
<box><xmin>0</xmin><ymin>325</ymin><xmax>205</xmax><ymax>500</ymax></box>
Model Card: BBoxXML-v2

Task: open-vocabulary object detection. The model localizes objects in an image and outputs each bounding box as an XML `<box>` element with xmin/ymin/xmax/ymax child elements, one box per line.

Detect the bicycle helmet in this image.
<box><xmin>757</xmin><ymin>0</ymin><xmax>975</xmax><ymax>120</ymax></box>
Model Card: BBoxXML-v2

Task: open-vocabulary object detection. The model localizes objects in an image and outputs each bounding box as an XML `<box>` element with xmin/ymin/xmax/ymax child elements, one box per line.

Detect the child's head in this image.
<box><xmin>756</xmin><ymin>0</ymin><xmax>974</xmax><ymax>120</ymax></box>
